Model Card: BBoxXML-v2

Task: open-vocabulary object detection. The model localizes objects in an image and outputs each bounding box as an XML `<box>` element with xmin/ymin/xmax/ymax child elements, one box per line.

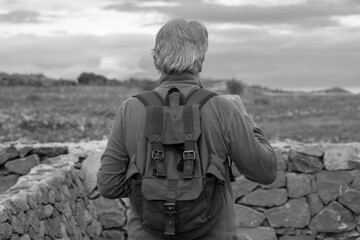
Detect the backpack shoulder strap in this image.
<box><xmin>133</xmin><ymin>91</ymin><xmax>163</xmax><ymax>106</ymax></box>
<box><xmin>185</xmin><ymin>88</ymin><xmax>217</xmax><ymax>107</ymax></box>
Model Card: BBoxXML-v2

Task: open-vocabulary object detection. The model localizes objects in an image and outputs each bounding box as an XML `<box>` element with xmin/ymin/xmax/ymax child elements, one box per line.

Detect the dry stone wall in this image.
<box><xmin>1</xmin><ymin>141</ymin><xmax>360</xmax><ymax>240</ymax></box>
<box><xmin>232</xmin><ymin>142</ymin><xmax>360</xmax><ymax>240</ymax></box>
<box><xmin>0</xmin><ymin>141</ymin><xmax>128</xmax><ymax>240</ymax></box>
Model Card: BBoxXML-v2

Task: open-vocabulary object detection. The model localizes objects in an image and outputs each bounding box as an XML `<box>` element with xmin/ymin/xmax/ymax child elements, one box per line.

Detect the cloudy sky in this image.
<box><xmin>0</xmin><ymin>0</ymin><xmax>359</xmax><ymax>91</ymax></box>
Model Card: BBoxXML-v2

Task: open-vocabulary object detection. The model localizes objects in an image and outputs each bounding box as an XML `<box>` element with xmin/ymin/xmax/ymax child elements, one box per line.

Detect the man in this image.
<box><xmin>97</xmin><ymin>18</ymin><xmax>277</xmax><ymax>239</ymax></box>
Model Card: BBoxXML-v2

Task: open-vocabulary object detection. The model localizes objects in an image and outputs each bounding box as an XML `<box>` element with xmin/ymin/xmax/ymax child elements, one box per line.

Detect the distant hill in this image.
<box><xmin>0</xmin><ymin>72</ymin><xmax>76</xmax><ymax>86</ymax></box>
<box><xmin>313</xmin><ymin>87</ymin><xmax>351</xmax><ymax>94</ymax></box>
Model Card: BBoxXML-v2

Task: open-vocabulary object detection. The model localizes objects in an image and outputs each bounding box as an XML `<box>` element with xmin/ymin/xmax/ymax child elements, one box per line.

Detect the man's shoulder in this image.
<box><xmin>206</xmin><ymin>94</ymin><xmax>237</xmax><ymax>110</ymax></box>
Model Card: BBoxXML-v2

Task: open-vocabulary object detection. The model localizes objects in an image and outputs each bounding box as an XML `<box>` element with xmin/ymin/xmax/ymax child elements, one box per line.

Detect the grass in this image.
<box><xmin>1</xmin><ymin>85</ymin><xmax>359</xmax><ymax>143</ymax></box>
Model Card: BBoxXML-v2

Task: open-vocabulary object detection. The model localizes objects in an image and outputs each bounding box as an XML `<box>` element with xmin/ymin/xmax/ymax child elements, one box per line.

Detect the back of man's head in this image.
<box><xmin>152</xmin><ymin>18</ymin><xmax>208</xmax><ymax>75</ymax></box>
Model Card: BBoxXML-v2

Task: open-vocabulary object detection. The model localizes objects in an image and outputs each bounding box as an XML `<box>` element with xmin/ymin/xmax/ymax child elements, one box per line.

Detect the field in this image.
<box><xmin>1</xmin><ymin>85</ymin><xmax>359</xmax><ymax>144</ymax></box>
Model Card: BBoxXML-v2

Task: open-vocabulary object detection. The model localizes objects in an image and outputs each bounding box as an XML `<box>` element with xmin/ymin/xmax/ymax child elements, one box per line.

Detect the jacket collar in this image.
<box><xmin>156</xmin><ymin>72</ymin><xmax>203</xmax><ymax>88</ymax></box>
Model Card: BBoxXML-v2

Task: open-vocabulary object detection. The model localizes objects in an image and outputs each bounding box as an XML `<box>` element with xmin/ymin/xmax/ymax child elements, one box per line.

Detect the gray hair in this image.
<box><xmin>152</xmin><ymin>18</ymin><xmax>208</xmax><ymax>75</ymax></box>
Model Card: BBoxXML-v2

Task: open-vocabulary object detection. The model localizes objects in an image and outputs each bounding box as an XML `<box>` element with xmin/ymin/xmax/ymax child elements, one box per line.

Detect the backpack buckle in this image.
<box><xmin>164</xmin><ymin>203</ymin><xmax>176</xmax><ymax>214</ymax></box>
<box><xmin>183</xmin><ymin>150</ymin><xmax>195</xmax><ymax>160</ymax></box>
<box><xmin>152</xmin><ymin>150</ymin><xmax>164</xmax><ymax>160</ymax></box>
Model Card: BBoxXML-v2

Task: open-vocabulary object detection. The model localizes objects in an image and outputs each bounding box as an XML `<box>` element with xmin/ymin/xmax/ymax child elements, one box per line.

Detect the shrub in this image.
<box><xmin>226</xmin><ymin>78</ymin><xmax>244</xmax><ymax>95</ymax></box>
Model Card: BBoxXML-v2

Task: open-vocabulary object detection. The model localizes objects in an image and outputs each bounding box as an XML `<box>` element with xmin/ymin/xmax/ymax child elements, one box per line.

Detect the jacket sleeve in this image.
<box><xmin>97</xmin><ymin>102</ymin><xmax>129</xmax><ymax>199</ymax></box>
<box><xmin>227</xmin><ymin>108</ymin><xmax>277</xmax><ymax>185</ymax></box>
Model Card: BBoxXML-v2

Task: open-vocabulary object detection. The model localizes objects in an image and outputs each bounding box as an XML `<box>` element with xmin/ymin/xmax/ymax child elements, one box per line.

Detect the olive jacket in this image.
<box><xmin>97</xmin><ymin>72</ymin><xmax>277</xmax><ymax>240</ymax></box>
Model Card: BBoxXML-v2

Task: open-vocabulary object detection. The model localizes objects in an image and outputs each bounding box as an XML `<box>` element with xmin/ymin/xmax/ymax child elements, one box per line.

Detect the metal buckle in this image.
<box><xmin>183</xmin><ymin>150</ymin><xmax>195</xmax><ymax>160</ymax></box>
<box><xmin>164</xmin><ymin>203</ymin><xmax>176</xmax><ymax>214</ymax></box>
<box><xmin>152</xmin><ymin>150</ymin><xmax>164</xmax><ymax>160</ymax></box>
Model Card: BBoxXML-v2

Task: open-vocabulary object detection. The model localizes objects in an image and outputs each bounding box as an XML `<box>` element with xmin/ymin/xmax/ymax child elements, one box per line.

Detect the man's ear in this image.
<box><xmin>152</xmin><ymin>53</ymin><xmax>157</xmax><ymax>65</ymax></box>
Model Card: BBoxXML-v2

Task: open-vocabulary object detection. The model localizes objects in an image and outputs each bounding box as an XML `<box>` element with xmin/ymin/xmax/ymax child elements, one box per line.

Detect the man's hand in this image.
<box><xmin>222</xmin><ymin>94</ymin><xmax>248</xmax><ymax>116</ymax></box>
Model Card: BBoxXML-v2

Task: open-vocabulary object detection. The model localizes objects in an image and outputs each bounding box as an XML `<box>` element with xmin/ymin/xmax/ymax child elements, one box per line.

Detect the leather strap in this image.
<box><xmin>182</xmin><ymin>105</ymin><xmax>195</xmax><ymax>179</ymax></box>
<box><xmin>152</xmin><ymin>107</ymin><xmax>166</xmax><ymax>177</ymax></box>
<box><xmin>164</xmin><ymin>180</ymin><xmax>177</xmax><ymax>235</ymax></box>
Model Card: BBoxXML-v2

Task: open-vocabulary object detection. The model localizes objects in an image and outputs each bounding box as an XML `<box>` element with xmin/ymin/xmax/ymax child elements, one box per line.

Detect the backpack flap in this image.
<box><xmin>145</xmin><ymin>105</ymin><xmax>201</xmax><ymax>145</ymax></box>
<box><xmin>141</xmin><ymin>178</ymin><xmax>203</xmax><ymax>201</ymax></box>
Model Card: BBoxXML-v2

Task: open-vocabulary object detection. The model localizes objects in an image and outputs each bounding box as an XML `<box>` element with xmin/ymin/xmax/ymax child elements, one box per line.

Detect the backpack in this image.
<box><xmin>126</xmin><ymin>87</ymin><xmax>227</xmax><ymax>239</ymax></box>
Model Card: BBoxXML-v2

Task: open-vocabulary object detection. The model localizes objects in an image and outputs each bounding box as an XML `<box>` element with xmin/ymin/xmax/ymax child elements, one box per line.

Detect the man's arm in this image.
<box><xmin>225</xmin><ymin>95</ymin><xmax>277</xmax><ymax>185</ymax></box>
<box><xmin>97</xmin><ymin>103</ymin><xmax>129</xmax><ymax>199</ymax></box>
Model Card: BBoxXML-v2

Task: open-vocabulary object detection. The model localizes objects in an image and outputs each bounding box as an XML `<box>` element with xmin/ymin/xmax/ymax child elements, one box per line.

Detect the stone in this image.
<box><xmin>306</xmin><ymin>193</ymin><xmax>324</xmax><ymax>216</ymax></box>
<box><xmin>324</xmin><ymin>143</ymin><xmax>360</xmax><ymax>171</ymax></box>
<box><xmin>61</xmin><ymin>184</ymin><xmax>71</xmax><ymax>200</ymax></box>
<box><xmin>5</xmin><ymin>154</ymin><xmax>40</xmax><ymax>175</ymax></box>
<box><xmin>28</xmin><ymin>210</ymin><xmax>40</xmax><ymax>233</ymax></box>
<box><xmin>11</xmin><ymin>211</ymin><xmax>29</xmax><ymax>235</ymax></box>
<box><xmin>102</xmin><ymin>230</ymin><xmax>126</xmax><ymax>240</ymax></box>
<box><xmin>30</xmin><ymin>146</ymin><xmax>68</xmax><ymax>158</ymax></box>
<box><xmin>237</xmin><ymin>227</ymin><xmax>277</xmax><ymax>240</ymax></box>
<box><xmin>316</xmin><ymin>170</ymin><xmax>355</xmax><ymax>204</ymax></box>
<box><xmin>309</xmin><ymin>201</ymin><xmax>356</xmax><ymax>233</ymax></box>
<box><xmin>18</xmin><ymin>146</ymin><xmax>33</xmax><ymax>158</ymax></box>
<box><xmin>64</xmin><ymin>216</ymin><xmax>77</xmax><ymax>237</ymax></box>
<box><xmin>19</xmin><ymin>234</ymin><xmax>31</xmax><ymax>240</ymax></box>
<box><xmin>81</xmin><ymin>150</ymin><xmax>102</xmax><ymax>193</ymax></box>
<box><xmin>286</xmin><ymin>173</ymin><xmax>314</xmax><ymax>198</ymax></box>
<box><xmin>74</xmin><ymin>200</ymin><xmax>86</xmax><ymax>232</ymax></box>
<box><xmin>0</xmin><ymin>167</ymin><xmax>9</xmax><ymax>176</ymax></box>
<box><xmin>84</xmin><ymin>209</ymin><xmax>93</xmax><ymax>225</ymax></box>
<box><xmin>42</xmin><ymin>154</ymin><xmax>79</xmax><ymax>167</ymax></box>
<box><xmin>265</xmin><ymin>198</ymin><xmax>310</xmax><ymax>228</ymax></box>
<box><xmin>0</xmin><ymin>145</ymin><xmax>19</xmax><ymax>165</ymax></box>
<box><xmin>38</xmin><ymin>221</ymin><xmax>45</xmax><ymax>239</ymax></box>
<box><xmin>232</xmin><ymin>175</ymin><xmax>259</xmax><ymax>200</ymax></box>
<box><xmin>121</xmin><ymin>198</ymin><xmax>130</xmax><ymax>208</ymax></box>
<box><xmin>44</xmin><ymin>217</ymin><xmax>62</xmax><ymax>238</ymax></box>
<box><xmin>279</xmin><ymin>235</ymin><xmax>314</xmax><ymax>240</ymax></box>
<box><xmin>60</xmin><ymin>222</ymin><xmax>69</xmax><ymax>240</ymax></box>
<box><xmin>82</xmin><ymin>234</ymin><xmax>90</xmax><ymax>240</ymax></box>
<box><xmin>261</xmin><ymin>170</ymin><xmax>286</xmax><ymax>189</ymax></box>
<box><xmin>28</xmin><ymin>187</ymin><xmax>43</xmax><ymax>209</ymax></box>
<box><xmin>94</xmin><ymin>197</ymin><xmax>127</xmax><ymax>229</ymax></box>
<box><xmin>288</xmin><ymin>149</ymin><xmax>323</xmax><ymax>173</ymax></box>
<box><xmin>85</xmin><ymin>219</ymin><xmax>102</xmax><ymax>238</ymax></box>
<box><xmin>0</xmin><ymin>174</ymin><xmax>20</xmax><ymax>193</ymax></box>
<box><xmin>86</xmin><ymin>200</ymin><xmax>98</xmax><ymax>218</ymax></box>
<box><xmin>54</xmin><ymin>202</ymin><xmax>65</xmax><ymax>215</ymax></box>
<box><xmin>338</xmin><ymin>187</ymin><xmax>360</xmax><ymax>214</ymax></box>
<box><xmin>36</xmin><ymin>204</ymin><xmax>47</xmax><ymax>220</ymax></box>
<box><xmin>48</xmin><ymin>189</ymin><xmax>56</xmax><ymax>204</ymax></box>
<box><xmin>292</xmin><ymin>143</ymin><xmax>325</xmax><ymax>157</ymax></box>
<box><xmin>239</xmin><ymin>188</ymin><xmax>287</xmax><ymax>207</ymax></box>
<box><xmin>44</xmin><ymin>204</ymin><xmax>54</xmax><ymax>217</ymax></box>
<box><xmin>274</xmin><ymin>147</ymin><xmax>288</xmax><ymax>170</ymax></box>
<box><xmin>234</xmin><ymin>204</ymin><xmax>266</xmax><ymax>227</ymax></box>
<box><xmin>9</xmin><ymin>193</ymin><xmax>30</xmax><ymax>213</ymax></box>
<box><xmin>11</xmin><ymin>234</ymin><xmax>20</xmax><ymax>240</ymax></box>
<box><xmin>63</xmin><ymin>202</ymin><xmax>72</xmax><ymax>218</ymax></box>
<box><xmin>28</xmin><ymin>226</ymin><xmax>38</xmax><ymax>239</ymax></box>
<box><xmin>0</xmin><ymin>206</ymin><xmax>9</xmax><ymax>223</ymax></box>
<box><xmin>0</xmin><ymin>222</ymin><xmax>13</xmax><ymax>239</ymax></box>
<box><xmin>351</xmin><ymin>170</ymin><xmax>360</xmax><ymax>190</ymax></box>
<box><xmin>38</xmin><ymin>184</ymin><xmax>50</xmax><ymax>204</ymax></box>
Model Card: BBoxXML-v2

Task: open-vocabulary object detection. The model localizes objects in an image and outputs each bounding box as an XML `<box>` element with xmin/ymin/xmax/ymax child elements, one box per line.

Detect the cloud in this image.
<box><xmin>104</xmin><ymin>0</ymin><xmax>360</xmax><ymax>28</ymax></box>
<box><xmin>0</xmin><ymin>33</ymin><xmax>156</xmax><ymax>79</ymax></box>
<box><xmin>198</xmin><ymin>21</ymin><xmax>360</xmax><ymax>88</ymax></box>
<box><xmin>0</xmin><ymin>0</ymin><xmax>359</xmax><ymax>90</ymax></box>
<box><xmin>0</xmin><ymin>10</ymin><xmax>40</xmax><ymax>23</ymax></box>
